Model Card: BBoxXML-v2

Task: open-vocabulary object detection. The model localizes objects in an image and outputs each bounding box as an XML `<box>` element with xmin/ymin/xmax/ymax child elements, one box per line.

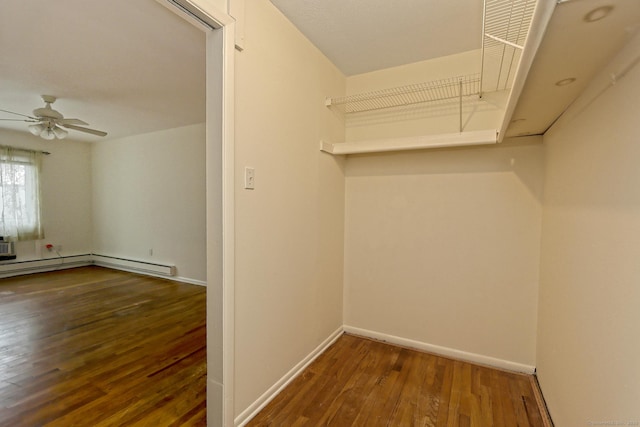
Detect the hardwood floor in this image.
<box><xmin>0</xmin><ymin>266</ymin><xmax>206</xmax><ymax>426</ymax></box>
<box><xmin>1</xmin><ymin>267</ymin><xmax>549</xmax><ymax>426</ymax></box>
<box><xmin>248</xmin><ymin>334</ymin><xmax>547</xmax><ymax>427</ymax></box>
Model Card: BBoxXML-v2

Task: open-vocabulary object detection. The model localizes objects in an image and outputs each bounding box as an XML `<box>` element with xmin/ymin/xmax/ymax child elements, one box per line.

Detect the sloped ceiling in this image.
<box><xmin>0</xmin><ymin>0</ymin><xmax>206</xmax><ymax>142</ymax></box>
<box><xmin>270</xmin><ymin>0</ymin><xmax>483</xmax><ymax>76</ymax></box>
<box><xmin>270</xmin><ymin>0</ymin><xmax>640</xmax><ymax>141</ymax></box>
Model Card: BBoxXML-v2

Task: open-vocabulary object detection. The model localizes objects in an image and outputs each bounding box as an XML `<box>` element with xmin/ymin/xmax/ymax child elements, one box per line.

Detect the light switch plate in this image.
<box><xmin>244</xmin><ymin>167</ymin><xmax>255</xmax><ymax>190</ymax></box>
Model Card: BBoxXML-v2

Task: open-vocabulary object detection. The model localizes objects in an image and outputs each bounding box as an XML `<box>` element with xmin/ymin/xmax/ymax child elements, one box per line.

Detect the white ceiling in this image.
<box><xmin>4</xmin><ymin>0</ymin><xmax>636</xmax><ymax>145</ymax></box>
<box><xmin>0</xmin><ymin>0</ymin><xmax>206</xmax><ymax>142</ymax></box>
<box><xmin>270</xmin><ymin>0</ymin><xmax>483</xmax><ymax>76</ymax></box>
<box><xmin>271</xmin><ymin>0</ymin><xmax>640</xmax><ymax>140</ymax></box>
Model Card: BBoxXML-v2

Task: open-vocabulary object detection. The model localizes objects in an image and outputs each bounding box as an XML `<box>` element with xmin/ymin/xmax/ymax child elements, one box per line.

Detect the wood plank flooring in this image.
<box><xmin>0</xmin><ymin>266</ymin><xmax>206</xmax><ymax>426</ymax></box>
<box><xmin>248</xmin><ymin>334</ymin><xmax>547</xmax><ymax>427</ymax></box>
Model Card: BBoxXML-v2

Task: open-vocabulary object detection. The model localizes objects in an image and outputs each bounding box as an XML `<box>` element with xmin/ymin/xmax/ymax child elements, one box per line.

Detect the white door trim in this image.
<box><xmin>157</xmin><ymin>1</ymin><xmax>235</xmax><ymax>426</ymax></box>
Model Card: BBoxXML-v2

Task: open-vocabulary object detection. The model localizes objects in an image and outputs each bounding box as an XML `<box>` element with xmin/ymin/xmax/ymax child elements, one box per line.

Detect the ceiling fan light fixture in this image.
<box><xmin>28</xmin><ymin>123</ymin><xmax>45</xmax><ymax>136</ymax></box>
<box><xmin>40</xmin><ymin>128</ymin><xmax>56</xmax><ymax>140</ymax></box>
<box><xmin>53</xmin><ymin>126</ymin><xmax>68</xmax><ymax>139</ymax></box>
<box><xmin>3</xmin><ymin>95</ymin><xmax>107</xmax><ymax>140</ymax></box>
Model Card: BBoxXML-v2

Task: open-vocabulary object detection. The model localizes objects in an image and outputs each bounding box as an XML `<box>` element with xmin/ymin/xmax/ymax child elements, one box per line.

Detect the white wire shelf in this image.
<box><xmin>484</xmin><ymin>0</ymin><xmax>535</xmax><ymax>49</ymax></box>
<box><xmin>481</xmin><ymin>0</ymin><xmax>537</xmax><ymax>94</ymax></box>
<box><xmin>324</xmin><ymin>0</ymin><xmax>536</xmax><ymax>115</ymax></box>
<box><xmin>320</xmin><ymin>0</ymin><xmax>548</xmax><ymax>155</ymax></box>
<box><xmin>325</xmin><ymin>74</ymin><xmax>481</xmax><ymax>114</ymax></box>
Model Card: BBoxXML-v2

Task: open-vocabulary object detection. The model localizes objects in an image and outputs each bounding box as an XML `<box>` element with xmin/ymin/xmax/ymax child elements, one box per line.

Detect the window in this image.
<box><xmin>0</xmin><ymin>146</ymin><xmax>44</xmax><ymax>241</ymax></box>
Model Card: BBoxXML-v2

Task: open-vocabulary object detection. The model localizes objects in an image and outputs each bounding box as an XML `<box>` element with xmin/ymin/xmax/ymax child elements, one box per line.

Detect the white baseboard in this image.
<box><xmin>207</xmin><ymin>378</ymin><xmax>224</xmax><ymax>427</ymax></box>
<box><xmin>0</xmin><ymin>254</ymin><xmax>206</xmax><ymax>286</ymax></box>
<box><xmin>91</xmin><ymin>255</ymin><xmax>207</xmax><ymax>285</ymax></box>
<box><xmin>173</xmin><ymin>276</ymin><xmax>207</xmax><ymax>287</ymax></box>
<box><xmin>343</xmin><ymin>325</ymin><xmax>535</xmax><ymax>374</ymax></box>
<box><xmin>234</xmin><ymin>326</ymin><xmax>344</xmax><ymax>427</ymax></box>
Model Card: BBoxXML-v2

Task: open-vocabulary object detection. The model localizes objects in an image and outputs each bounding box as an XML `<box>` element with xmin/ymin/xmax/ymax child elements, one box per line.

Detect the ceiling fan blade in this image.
<box><xmin>0</xmin><ymin>108</ymin><xmax>37</xmax><ymax>120</ymax></box>
<box><xmin>59</xmin><ymin>118</ymin><xmax>89</xmax><ymax>126</ymax></box>
<box><xmin>0</xmin><ymin>118</ymin><xmax>38</xmax><ymax>122</ymax></box>
<box><xmin>61</xmin><ymin>123</ymin><xmax>108</xmax><ymax>137</ymax></box>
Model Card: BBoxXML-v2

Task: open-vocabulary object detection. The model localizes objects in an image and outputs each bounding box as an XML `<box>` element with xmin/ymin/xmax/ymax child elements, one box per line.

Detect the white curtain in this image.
<box><xmin>0</xmin><ymin>145</ymin><xmax>44</xmax><ymax>241</ymax></box>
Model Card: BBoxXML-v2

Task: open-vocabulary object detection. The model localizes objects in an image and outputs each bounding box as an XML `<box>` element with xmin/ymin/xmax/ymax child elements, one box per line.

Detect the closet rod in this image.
<box><xmin>0</xmin><ymin>145</ymin><xmax>50</xmax><ymax>155</ymax></box>
<box><xmin>485</xmin><ymin>33</ymin><xmax>524</xmax><ymax>50</ymax></box>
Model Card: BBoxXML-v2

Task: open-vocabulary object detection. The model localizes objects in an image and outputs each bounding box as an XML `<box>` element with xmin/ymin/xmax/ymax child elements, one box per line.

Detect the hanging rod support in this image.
<box><xmin>480</xmin><ymin>0</ymin><xmax>487</xmax><ymax>98</ymax></box>
<box><xmin>459</xmin><ymin>79</ymin><xmax>463</xmax><ymax>133</ymax></box>
<box><xmin>485</xmin><ymin>33</ymin><xmax>524</xmax><ymax>50</ymax></box>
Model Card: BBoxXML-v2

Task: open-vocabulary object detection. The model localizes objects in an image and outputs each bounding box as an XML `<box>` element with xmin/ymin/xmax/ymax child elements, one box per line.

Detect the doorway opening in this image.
<box><xmin>159</xmin><ymin>2</ymin><xmax>235</xmax><ymax>426</ymax></box>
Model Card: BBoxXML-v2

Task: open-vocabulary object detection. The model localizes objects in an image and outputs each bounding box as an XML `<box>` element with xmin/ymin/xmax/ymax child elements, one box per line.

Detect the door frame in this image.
<box><xmin>157</xmin><ymin>1</ymin><xmax>235</xmax><ymax>426</ymax></box>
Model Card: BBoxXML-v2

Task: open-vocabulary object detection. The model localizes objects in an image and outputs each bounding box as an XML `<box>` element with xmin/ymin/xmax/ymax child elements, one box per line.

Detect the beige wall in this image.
<box><xmin>0</xmin><ymin>129</ymin><xmax>93</xmax><ymax>260</ymax></box>
<box><xmin>344</xmin><ymin>138</ymin><xmax>543</xmax><ymax>367</ymax></box>
<box><xmin>537</xmin><ymin>34</ymin><xmax>640</xmax><ymax>426</ymax></box>
<box><xmin>344</xmin><ymin>50</ymin><xmax>508</xmax><ymax>142</ymax></box>
<box><xmin>92</xmin><ymin>124</ymin><xmax>207</xmax><ymax>283</ymax></box>
<box><xmin>0</xmin><ymin>125</ymin><xmax>205</xmax><ymax>283</ymax></box>
<box><xmin>234</xmin><ymin>0</ymin><xmax>346</xmax><ymax>418</ymax></box>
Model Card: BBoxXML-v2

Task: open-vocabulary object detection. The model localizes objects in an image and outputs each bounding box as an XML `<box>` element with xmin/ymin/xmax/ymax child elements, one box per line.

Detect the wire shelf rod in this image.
<box><xmin>503</xmin><ymin>0</ymin><xmax>533</xmax><ymax>90</ymax></box>
<box><xmin>480</xmin><ymin>0</ymin><xmax>488</xmax><ymax>97</ymax></box>
<box><xmin>484</xmin><ymin>33</ymin><xmax>524</xmax><ymax>50</ymax></box>
<box><xmin>327</xmin><ymin>74</ymin><xmax>480</xmax><ymax>114</ymax></box>
<box><xmin>495</xmin><ymin>0</ymin><xmax>517</xmax><ymax>91</ymax></box>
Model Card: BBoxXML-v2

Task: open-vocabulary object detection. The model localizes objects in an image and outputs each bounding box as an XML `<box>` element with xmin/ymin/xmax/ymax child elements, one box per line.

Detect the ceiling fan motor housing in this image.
<box><xmin>33</xmin><ymin>96</ymin><xmax>63</xmax><ymax>120</ymax></box>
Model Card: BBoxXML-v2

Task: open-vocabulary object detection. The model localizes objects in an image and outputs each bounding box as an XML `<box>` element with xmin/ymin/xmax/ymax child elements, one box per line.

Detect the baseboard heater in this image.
<box><xmin>0</xmin><ymin>254</ymin><xmax>93</xmax><ymax>278</ymax></box>
<box><xmin>91</xmin><ymin>254</ymin><xmax>176</xmax><ymax>277</ymax></box>
<box><xmin>0</xmin><ymin>254</ymin><xmax>176</xmax><ymax>279</ymax></box>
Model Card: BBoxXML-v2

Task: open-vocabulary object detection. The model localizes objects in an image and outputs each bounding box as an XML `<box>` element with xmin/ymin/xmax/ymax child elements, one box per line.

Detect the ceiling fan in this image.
<box><xmin>0</xmin><ymin>95</ymin><xmax>107</xmax><ymax>140</ymax></box>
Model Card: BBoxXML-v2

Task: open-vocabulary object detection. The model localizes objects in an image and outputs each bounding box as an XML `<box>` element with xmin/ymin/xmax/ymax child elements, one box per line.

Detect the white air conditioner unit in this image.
<box><xmin>0</xmin><ymin>238</ymin><xmax>16</xmax><ymax>261</ymax></box>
